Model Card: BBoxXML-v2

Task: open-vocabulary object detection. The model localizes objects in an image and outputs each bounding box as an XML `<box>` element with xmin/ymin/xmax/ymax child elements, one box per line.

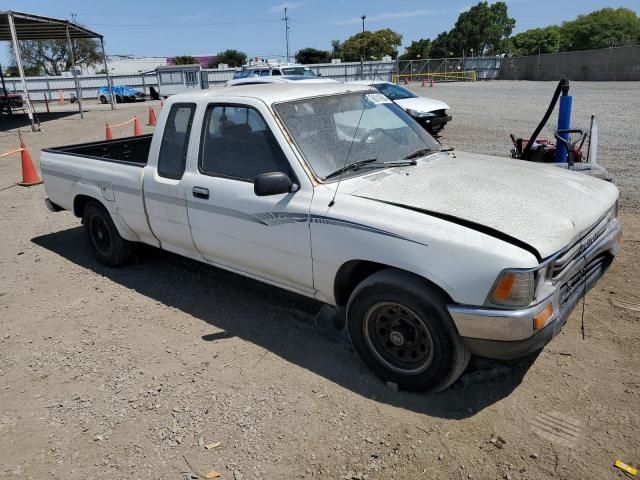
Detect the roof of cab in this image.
<box><xmin>170</xmin><ymin>82</ymin><xmax>374</xmax><ymax>105</ymax></box>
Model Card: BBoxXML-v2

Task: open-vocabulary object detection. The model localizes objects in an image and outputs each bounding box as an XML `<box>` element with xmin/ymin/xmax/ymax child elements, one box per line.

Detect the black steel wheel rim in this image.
<box><xmin>89</xmin><ymin>215</ymin><xmax>111</xmax><ymax>255</ymax></box>
<box><xmin>363</xmin><ymin>302</ymin><xmax>434</xmax><ymax>375</ymax></box>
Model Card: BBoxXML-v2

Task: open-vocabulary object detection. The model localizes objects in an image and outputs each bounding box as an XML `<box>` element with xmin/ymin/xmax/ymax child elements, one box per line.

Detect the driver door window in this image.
<box><xmin>199</xmin><ymin>105</ymin><xmax>294</xmax><ymax>181</ymax></box>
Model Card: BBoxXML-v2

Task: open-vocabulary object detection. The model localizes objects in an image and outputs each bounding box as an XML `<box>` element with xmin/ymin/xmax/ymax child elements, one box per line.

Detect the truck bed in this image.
<box><xmin>41</xmin><ymin>134</ymin><xmax>156</xmax><ymax>246</ymax></box>
<box><xmin>44</xmin><ymin>134</ymin><xmax>152</xmax><ymax>166</ymax></box>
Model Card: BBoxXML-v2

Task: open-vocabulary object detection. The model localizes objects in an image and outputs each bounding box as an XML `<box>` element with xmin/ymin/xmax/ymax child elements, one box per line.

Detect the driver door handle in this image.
<box><xmin>192</xmin><ymin>186</ymin><xmax>209</xmax><ymax>199</ymax></box>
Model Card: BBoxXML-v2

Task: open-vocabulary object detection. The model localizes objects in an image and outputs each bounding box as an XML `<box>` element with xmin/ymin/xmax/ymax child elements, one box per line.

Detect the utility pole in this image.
<box><xmin>70</xmin><ymin>12</ymin><xmax>77</xmax><ymax>23</ymax></box>
<box><xmin>283</xmin><ymin>7</ymin><xmax>290</xmax><ymax>63</ymax></box>
<box><xmin>360</xmin><ymin>15</ymin><xmax>366</xmax><ymax>79</ymax></box>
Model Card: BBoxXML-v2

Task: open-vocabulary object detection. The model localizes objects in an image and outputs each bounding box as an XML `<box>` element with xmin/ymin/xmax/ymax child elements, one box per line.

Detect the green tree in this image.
<box><xmin>8</xmin><ymin>37</ymin><xmax>103</xmax><ymax>76</ymax></box>
<box><xmin>451</xmin><ymin>1</ymin><xmax>515</xmax><ymax>55</ymax></box>
<box><xmin>295</xmin><ymin>48</ymin><xmax>331</xmax><ymax>64</ymax></box>
<box><xmin>510</xmin><ymin>26</ymin><xmax>561</xmax><ymax>55</ymax></box>
<box><xmin>341</xmin><ymin>28</ymin><xmax>403</xmax><ymax>61</ymax></box>
<box><xmin>430</xmin><ymin>31</ymin><xmax>454</xmax><ymax>58</ymax></box>
<box><xmin>4</xmin><ymin>64</ymin><xmax>42</xmax><ymax>76</ymax></box>
<box><xmin>330</xmin><ymin>39</ymin><xmax>343</xmax><ymax>58</ymax></box>
<box><xmin>213</xmin><ymin>49</ymin><xmax>247</xmax><ymax>68</ymax></box>
<box><xmin>560</xmin><ymin>7</ymin><xmax>640</xmax><ymax>51</ymax></box>
<box><xmin>399</xmin><ymin>38</ymin><xmax>431</xmax><ymax>60</ymax></box>
<box><xmin>174</xmin><ymin>55</ymin><xmax>196</xmax><ymax>65</ymax></box>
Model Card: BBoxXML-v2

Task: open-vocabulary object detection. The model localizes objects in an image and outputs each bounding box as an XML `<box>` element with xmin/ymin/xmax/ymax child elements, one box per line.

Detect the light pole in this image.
<box><xmin>360</xmin><ymin>15</ymin><xmax>366</xmax><ymax>79</ymax></box>
<box><xmin>283</xmin><ymin>7</ymin><xmax>291</xmax><ymax>63</ymax></box>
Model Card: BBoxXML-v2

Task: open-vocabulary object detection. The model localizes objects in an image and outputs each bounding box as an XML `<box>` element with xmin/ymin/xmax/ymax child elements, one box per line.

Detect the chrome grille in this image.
<box><xmin>549</xmin><ymin>215</ymin><xmax>610</xmax><ymax>282</ymax></box>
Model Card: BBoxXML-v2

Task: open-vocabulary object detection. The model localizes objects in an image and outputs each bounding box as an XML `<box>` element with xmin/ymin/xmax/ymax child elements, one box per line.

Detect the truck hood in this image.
<box><xmin>394</xmin><ymin>96</ymin><xmax>449</xmax><ymax>113</ymax></box>
<box><xmin>347</xmin><ymin>152</ymin><xmax>618</xmax><ymax>259</ymax></box>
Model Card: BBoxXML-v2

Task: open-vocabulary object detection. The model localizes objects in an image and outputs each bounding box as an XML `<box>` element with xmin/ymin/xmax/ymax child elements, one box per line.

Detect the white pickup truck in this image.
<box><xmin>41</xmin><ymin>83</ymin><xmax>621</xmax><ymax>392</ymax></box>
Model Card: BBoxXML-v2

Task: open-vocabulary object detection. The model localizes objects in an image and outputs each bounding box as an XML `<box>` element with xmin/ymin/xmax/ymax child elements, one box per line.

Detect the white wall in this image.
<box><xmin>84</xmin><ymin>56</ymin><xmax>167</xmax><ymax>75</ymax></box>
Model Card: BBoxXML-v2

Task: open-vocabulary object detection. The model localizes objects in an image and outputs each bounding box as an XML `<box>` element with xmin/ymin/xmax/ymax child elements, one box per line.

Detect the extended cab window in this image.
<box><xmin>199</xmin><ymin>105</ymin><xmax>293</xmax><ymax>181</ymax></box>
<box><xmin>157</xmin><ymin>103</ymin><xmax>196</xmax><ymax>179</ymax></box>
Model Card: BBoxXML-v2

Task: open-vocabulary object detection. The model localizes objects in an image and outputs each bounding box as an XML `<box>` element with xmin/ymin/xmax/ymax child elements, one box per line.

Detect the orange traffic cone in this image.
<box><xmin>58</xmin><ymin>90</ymin><xmax>64</xmax><ymax>105</ymax></box>
<box><xmin>105</xmin><ymin>122</ymin><xmax>113</xmax><ymax>140</ymax></box>
<box><xmin>148</xmin><ymin>107</ymin><xmax>157</xmax><ymax>126</ymax></box>
<box><xmin>18</xmin><ymin>140</ymin><xmax>43</xmax><ymax>186</ymax></box>
<box><xmin>421</xmin><ymin>78</ymin><xmax>426</xmax><ymax>88</ymax></box>
<box><xmin>133</xmin><ymin>116</ymin><xmax>143</xmax><ymax>136</ymax></box>
<box><xmin>430</xmin><ymin>77</ymin><xmax>434</xmax><ymax>87</ymax></box>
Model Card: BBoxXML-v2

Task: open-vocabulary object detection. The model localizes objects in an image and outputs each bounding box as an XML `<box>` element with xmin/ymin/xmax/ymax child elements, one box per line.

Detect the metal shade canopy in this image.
<box><xmin>0</xmin><ymin>10</ymin><xmax>101</xmax><ymax>40</ymax></box>
<box><xmin>0</xmin><ymin>10</ymin><xmax>115</xmax><ymax>131</ymax></box>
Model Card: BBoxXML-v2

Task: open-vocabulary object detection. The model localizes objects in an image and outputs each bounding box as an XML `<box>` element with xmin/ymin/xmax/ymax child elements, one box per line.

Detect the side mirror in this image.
<box><xmin>254</xmin><ymin>172</ymin><xmax>296</xmax><ymax>196</ymax></box>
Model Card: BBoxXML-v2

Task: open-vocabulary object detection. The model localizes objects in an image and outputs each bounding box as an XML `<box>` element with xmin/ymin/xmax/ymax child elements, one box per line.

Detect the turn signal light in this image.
<box><xmin>533</xmin><ymin>303</ymin><xmax>553</xmax><ymax>330</ymax></box>
<box><xmin>492</xmin><ymin>273</ymin><xmax>516</xmax><ymax>301</ymax></box>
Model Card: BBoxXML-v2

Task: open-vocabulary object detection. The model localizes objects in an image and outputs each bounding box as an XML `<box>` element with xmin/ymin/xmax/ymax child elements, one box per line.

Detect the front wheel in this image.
<box><xmin>347</xmin><ymin>269</ymin><xmax>469</xmax><ymax>392</ymax></box>
<box><xmin>99</xmin><ymin>95</ymin><xmax>107</xmax><ymax>104</ymax></box>
<box><xmin>83</xmin><ymin>201</ymin><xmax>134</xmax><ymax>267</ymax></box>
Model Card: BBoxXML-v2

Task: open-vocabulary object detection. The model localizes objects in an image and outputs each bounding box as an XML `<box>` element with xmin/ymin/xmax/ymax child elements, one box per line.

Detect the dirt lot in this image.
<box><xmin>1</xmin><ymin>83</ymin><xmax>639</xmax><ymax>479</ymax></box>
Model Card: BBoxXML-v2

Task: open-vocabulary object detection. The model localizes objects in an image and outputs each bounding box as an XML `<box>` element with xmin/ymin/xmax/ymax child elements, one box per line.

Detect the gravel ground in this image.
<box><xmin>1</xmin><ymin>88</ymin><xmax>639</xmax><ymax>479</ymax></box>
<box><xmin>409</xmin><ymin>80</ymin><xmax>640</xmax><ymax>212</ymax></box>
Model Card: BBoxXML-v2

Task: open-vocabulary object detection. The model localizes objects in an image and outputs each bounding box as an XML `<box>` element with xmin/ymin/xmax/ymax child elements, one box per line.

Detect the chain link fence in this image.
<box><xmin>2</xmin><ymin>57</ymin><xmax>502</xmax><ymax>105</ymax></box>
<box><xmin>499</xmin><ymin>45</ymin><xmax>640</xmax><ymax>81</ymax></box>
<box><xmin>2</xmin><ymin>73</ymin><xmax>160</xmax><ymax>103</ymax></box>
<box><xmin>394</xmin><ymin>57</ymin><xmax>501</xmax><ymax>82</ymax></box>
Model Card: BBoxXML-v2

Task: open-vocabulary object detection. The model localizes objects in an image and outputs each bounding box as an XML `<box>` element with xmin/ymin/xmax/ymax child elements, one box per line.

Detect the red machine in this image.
<box><xmin>510</xmin><ymin>133</ymin><xmax>586</xmax><ymax>164</ymax></box>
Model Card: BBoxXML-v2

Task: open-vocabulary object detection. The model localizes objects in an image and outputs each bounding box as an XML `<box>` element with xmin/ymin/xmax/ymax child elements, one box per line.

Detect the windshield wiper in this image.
<box><xmin>324</xmin><ymin>158</ymin><xmax>379</xmax><ymax>179</ymax></box>
<box><xmin>403</xmin><ymin>148</ymin><xmax>437</xmax><ymax>160</ymax></box>
<box><xmin>324</xmin><ymin>158</ymin><xmax>416</xmax><ymax>180</ymax></box>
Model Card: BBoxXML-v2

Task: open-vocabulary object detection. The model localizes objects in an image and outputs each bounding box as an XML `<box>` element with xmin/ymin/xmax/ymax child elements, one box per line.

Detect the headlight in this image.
<box><xmin>487</xmin><ymin>269</ymin><xmax>537</xmax><ymax>307</ymax></box>
<box><xmin>406</xmin><ymin>109</ymin><xmax>435</xmax><ymax>118</ymax></box>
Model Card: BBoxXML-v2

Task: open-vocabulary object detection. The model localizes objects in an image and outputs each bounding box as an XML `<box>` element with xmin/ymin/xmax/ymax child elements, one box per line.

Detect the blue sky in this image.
<box><xmin>1</xmin><ymin>0</ymin><xmax>638</xmax><ymax>64</ymax></box>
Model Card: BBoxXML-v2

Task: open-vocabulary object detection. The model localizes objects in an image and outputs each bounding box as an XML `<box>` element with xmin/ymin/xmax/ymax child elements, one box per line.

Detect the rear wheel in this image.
<box><xmin>83</xmin><ymin>201</ymin><xmax>133</xmax><ymax>267</ymax></box>
<box><xmin>347</xmin><ymin>269</ymin><xmax>469</xmax><ymax>392</ymax></box>
<box><xmin>115</xmin><ymin>95</ymin><xmax>123</xmax><ymax>103</ymax></box>
<box><xmin>99</xmin><ymin>95</ymin><xmax>107</xmax><ymax>104</ymax></box>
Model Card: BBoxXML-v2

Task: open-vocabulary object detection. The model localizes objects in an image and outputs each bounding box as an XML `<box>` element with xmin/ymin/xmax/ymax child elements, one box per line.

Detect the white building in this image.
<box><xmin>84</xmin><ymin>55</ymin><xmax>167</xmax><ymax>75</ymax></box>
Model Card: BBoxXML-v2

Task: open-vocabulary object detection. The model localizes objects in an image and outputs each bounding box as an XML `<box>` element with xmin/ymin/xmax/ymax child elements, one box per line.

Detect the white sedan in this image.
<box><xmin>348</xmin><ymin>80</ymin><xmax>452</xmax><ymax>134</ymax></box>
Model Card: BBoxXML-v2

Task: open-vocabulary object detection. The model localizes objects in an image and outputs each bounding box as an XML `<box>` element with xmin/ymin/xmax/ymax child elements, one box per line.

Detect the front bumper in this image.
<box><xmin>417</xmin><ymin>114</ymin><xmax>452</xmax><ymax>132</ymax></box>
<box><xmin>447</xmin><ymin>218</ymin><xmax>621</xmax><ymax>360</ymax></box>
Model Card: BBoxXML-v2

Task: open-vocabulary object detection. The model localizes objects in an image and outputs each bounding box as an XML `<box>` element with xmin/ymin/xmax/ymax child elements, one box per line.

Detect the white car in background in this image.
<box><xmin>226</xmin><ymin>75</ymin><xmax>339</xmax><ymax>87</ymax></box>
<box><xmin>232</xmin><ymin>63</ymin><xmax>319</xmax><ymax>79</ymax></box>
<box><xmin>348</xmin><ymin>80</ymin><xmax>452</xmax><ymax>134</ymax></box>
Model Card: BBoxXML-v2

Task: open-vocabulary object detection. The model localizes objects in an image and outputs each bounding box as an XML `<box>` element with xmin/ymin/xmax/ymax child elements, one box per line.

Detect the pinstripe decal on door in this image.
<box><xmin>42</xmin><ymin>168</ymin><xmax>426</xmax><ymax>246</ymax></box>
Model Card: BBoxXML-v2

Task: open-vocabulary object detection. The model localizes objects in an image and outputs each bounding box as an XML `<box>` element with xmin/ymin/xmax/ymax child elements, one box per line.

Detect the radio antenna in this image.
<box><xmin>328</xmin><ymin>58</ymin><xmax>384</xmax><ymax>208</ymax></box>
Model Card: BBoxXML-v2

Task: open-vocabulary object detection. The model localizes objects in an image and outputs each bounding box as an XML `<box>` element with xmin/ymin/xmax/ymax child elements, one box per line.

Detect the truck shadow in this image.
<box><xmin>0</xmin><ymin>111</ymin><xmax>79</xmax><ymax>130</ymax></box>
<box><xmin>32</xmin><ymin>226</ymin><xmax>538</xmax><ymax>419</ymax></box>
